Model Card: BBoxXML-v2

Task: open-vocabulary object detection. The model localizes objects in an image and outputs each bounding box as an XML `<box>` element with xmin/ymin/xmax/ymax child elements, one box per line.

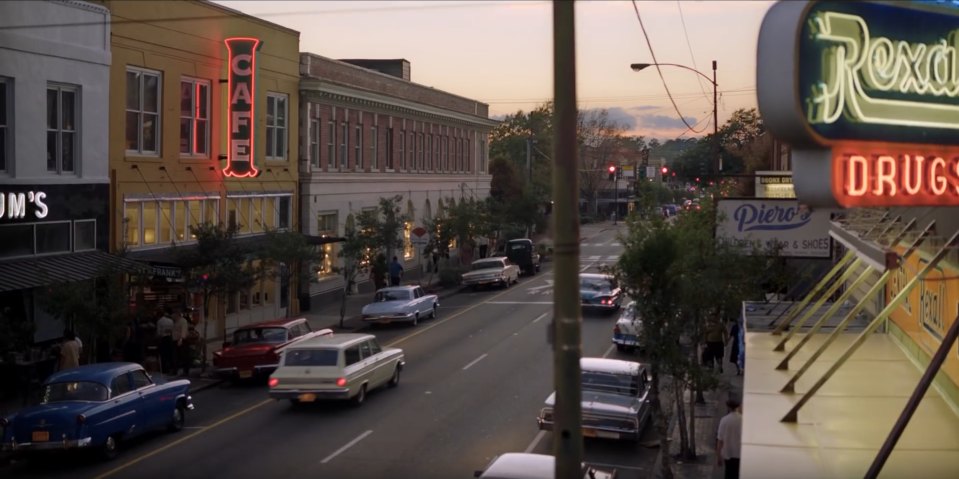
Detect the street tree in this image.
<box><xmin>577</xmin><ymin>109</ymin><xmax>627</xmax><ymax>217</ymax></box>
<box><xmin>489</xmin><ymin>103</ymin><xmax>554</xmax><ymax>201</ymax></box>
<box><xmin>335</xmin><ymin>209</ymin><xmax>380</xmax><ymax>328</ymax></box>
<box><xmin>366</xmin><ymin>195</ymin><xmax>409</xmax><ymax>264</ymax></box>
<box><xmin>177</xmin><ymin>222</ymin><xmax>257</xmax><ymax>365</ymax></box>
<box><xmin>258</xmin><ymin>229</ymin><xmax>324</xmax><ymax>317</ymax></box>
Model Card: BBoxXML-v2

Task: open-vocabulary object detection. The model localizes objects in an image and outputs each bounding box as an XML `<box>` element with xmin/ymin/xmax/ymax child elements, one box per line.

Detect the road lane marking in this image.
<box><xmin>601</xmin><ymin>344</ymin><xmax>615</xmax><ymax>359</ymax></box>
<box><xmin>486</xmin><ymin>301</ymin><xmax>552</xmax><ymax>305</ymax></box>
<box><xmin>321</xmin><ymin>430</ymin><xmax>373</xmax><ymax>464</ymax></box>
<box><xmin>462</xmin><ymin>353</ymin><xmax>488</xmax><ymax>371</ymax></box>
<box><xmin>532</xmin><ymin>312</ymin><xmax>548</xmax><ymax>323</ymax></box>
<box><xmin>95</xmin><ymin>398</ymin><xmax>273</xmax><ymax>479</ymax></box>
<box><xmin>525</xmin><ymin>430</ymin><xmax>547</xmax><ymax>453</ymax></box>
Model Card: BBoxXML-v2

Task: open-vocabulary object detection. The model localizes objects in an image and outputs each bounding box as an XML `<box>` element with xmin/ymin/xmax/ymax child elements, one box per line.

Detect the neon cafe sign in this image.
<box><xmin>757</xmin><ymin>1</ymin><xmax>959</xmax><ymax>207</ymax></box>
<box><xmin>224</xmin><ymin>37</ymin><xmax>261</xmax><ymax>178</ymax></box>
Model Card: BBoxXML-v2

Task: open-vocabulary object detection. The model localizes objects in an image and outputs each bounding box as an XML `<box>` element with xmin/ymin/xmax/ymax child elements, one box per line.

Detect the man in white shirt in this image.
<box><xmin>717</xmin><ymin>398</ymin><xmax>742</xmax><ymax>479</ymax></box>
<box><xmin>156</xmin><ymin>308</ymin><xmax>175</xmax><ymax>374</ymax></box>
<box><xmin>172</xmin><ymin>312</ymin><xmax>191</xmax><ymax>376</ymax></box>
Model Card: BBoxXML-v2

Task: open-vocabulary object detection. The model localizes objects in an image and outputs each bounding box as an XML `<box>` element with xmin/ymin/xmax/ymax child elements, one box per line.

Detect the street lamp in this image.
<box><xmin>630</xmin><ymin>60</ymin><xmax>718</xmax><ymax>175</ymax></box>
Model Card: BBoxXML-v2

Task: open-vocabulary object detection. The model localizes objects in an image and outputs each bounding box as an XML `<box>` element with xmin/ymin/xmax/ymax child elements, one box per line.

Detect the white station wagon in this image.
<box><xmin>268</xmin><ymin>334</ymin><xmax>405</xmax><ymax>406</ymax></box>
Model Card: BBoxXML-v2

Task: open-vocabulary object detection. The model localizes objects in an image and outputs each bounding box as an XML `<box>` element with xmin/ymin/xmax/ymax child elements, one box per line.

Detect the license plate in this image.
<box><xmin>32</xmin><ymin>431</ymin><xmax>49</xmax><ymax>442</ymax></box>
<box><xmin>582</xmin><ymin>428</ymin><xmax>597</xmax><ymax>438</ymax></box>
<box><xmin>298</xmin><ymin>393</ymin><xmax>316</xmax><ymax>403</ymax></box>
<box><xmin>238</xmin><ymin>370</ymin><xmax>253</xmax><ymax>379</ymax></box>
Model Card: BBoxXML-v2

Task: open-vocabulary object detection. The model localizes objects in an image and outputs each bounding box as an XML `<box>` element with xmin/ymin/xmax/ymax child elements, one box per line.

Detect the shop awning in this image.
<box><xmin>0</xmin><ymin>250</ymin><xmax>150</xmax><ymax>293</ymax></box>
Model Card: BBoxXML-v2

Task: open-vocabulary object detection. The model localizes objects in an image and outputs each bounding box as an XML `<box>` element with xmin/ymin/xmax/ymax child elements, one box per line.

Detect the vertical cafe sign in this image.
<box><xmin>224</xmin><ymin>37</ymin><xmax>262</xmax><ymax>178</ymax></box>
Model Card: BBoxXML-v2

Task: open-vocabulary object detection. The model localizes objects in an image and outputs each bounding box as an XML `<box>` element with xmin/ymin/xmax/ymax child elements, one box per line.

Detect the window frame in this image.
<box><xmin>399</xmin><ymin>129</ymin><xmax>405</xmax><ymax>170</ymax></box>
<box><xmin>327</xmin><ymin>120</ymin><xmax>336</xmax><ymax>169</ymax></box>
<box><xmin>386</xmin><ymin>127</ymin><xmax>394</xmax><ymax>170</ymax></box>
<box><xmin>310</xmin><ymin>118</ymin><xmax>320</xmax><ymax>168</ymax></box>
<box><xmin>0</xmin><ymin>77</ymin><xmax>9</xmax><ymax>173</ymax></box>
<box><xmin>125</xmin><ymin>67</ymin><xmax>162</xmax><ymax>156</ymax></box>
<box><xmin>354</xmin><ymin>123</ymin><xmax>363</xmax><ymax>171</ymax></box>
<box><xmin>265</xmin><ymin>92</ymin><xmax>288</xmax><ymax>160</ymax></box>
<box><xmin>179</xmin><ymin>77</ymin><xmax>210</xmax><ymax>158</ymax></box>
<box><xmin>339</xmin><ymin>122</ymin><xmax>348</xmax><ymax>169</ymax></box>
<box><xmin>46</xmin><ymin>83</ymin><xmax>79</xmax><ymax>175</ymax></box>
<box><xmin>370</xmin><ymin>125</ymin><xmax>378</xmax><ymax>171</ymax></box>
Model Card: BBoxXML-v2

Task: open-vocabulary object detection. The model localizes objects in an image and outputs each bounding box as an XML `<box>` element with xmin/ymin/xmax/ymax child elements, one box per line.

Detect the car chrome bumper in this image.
<box><xmin>269</xmin><ymin>388</ymin><xmax>351</xmax><ymax>401</ymax></box>
<box><xmin>612</xmin><ymin>334</ymin><xmax>640</xmax><ymax>346</ymax></box>
<box><xmin>536</xmin><ymin>419</ymin><xmax>638</xmax><ymax>440</ymax></box>
<box><xmin>462</xmin><ymin>277</ymin><xmax>504</xmax><ymax>285</ymax></box>
<box><xmin>2</xmin><ymin>436</ymin><xmax>92</xmax><ymax>452</ymax></box>
<box><xmin>362</xmin><ymin>314</ymin><xmax>415</xmax><ymax>324</ymax></box>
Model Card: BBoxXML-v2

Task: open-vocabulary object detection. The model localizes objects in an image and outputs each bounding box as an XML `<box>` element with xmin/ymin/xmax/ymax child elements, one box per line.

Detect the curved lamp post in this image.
<box><xmin>630</xmin><ymin>61</ymin><xmax>719</xmax><ymax>175</ymax></box>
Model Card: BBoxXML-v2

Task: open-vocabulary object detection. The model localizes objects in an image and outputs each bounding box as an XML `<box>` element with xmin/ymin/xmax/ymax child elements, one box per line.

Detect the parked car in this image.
<box><xmin>268</xmin><ymin>333</ymin><xmax>405</xmax><ymax>406</ymax></box>
<box><xmin>612</xmin><ymin>301</ymin><xmax>643</xmax><ymax>352</ymax></box>
<box><xmin>0</xmin><ymin>363</ymin><xmax>193</xmax><ymax>460</ymax></box>
<box><xmin>537</xmin><ymin>358</ymin><xmax>651</xmax><ymax>441</ymax></box>
<box><xmin>473</xmin><ymin>453</ymin><xmax>617</xmax><ymax>479</ymax></box>
<box><xmin>361</xmin><ymin>285</ymin><xmax>439</xmax><ymax>326</ymax></box>
<box><xmin>212</xmin><ymin>317</ymin><xmax>333</xmax><ymax>381</ymax></box>
<box><xmin>505</xmin><ymin>238</ymin><xmax>541</xmax><ymax>275</ymax></box>
<box><xmin>462</xmin><ymin>257</ymin><xmax>520</xmax><ymax>290</ymax></box>
<box><xmin>580</xmin><ymin>273</ymin><xmax>623</xmax><ymax>314</ymax></box>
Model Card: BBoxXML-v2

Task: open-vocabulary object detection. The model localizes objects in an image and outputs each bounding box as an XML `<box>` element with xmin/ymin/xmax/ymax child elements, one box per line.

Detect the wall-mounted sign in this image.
<box><xmin>224</xmin><ymin>37</ymin><xmax>262</xmax><ymax>178</ymax></box>
<box><xmin>758</xmin><ymin>0</ymin><xmax>959</xmax><ymax>207</ymax></box>
<box><xmin>0</xmin><ymin>191</ymin><xmax>49</xmax><ymax>220</ymax></box>
<box><xmin>715</xmin><ymin>198</ymin><xmax>832</xmax><ymax>258</ymax></box>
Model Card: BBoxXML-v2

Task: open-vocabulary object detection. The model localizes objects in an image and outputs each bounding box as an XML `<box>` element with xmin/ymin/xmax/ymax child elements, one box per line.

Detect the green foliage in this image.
<box><xmin>177</xmin><ymin>222</ymin><xmax>257</xmax><ymax>320</ymax></box>
<box><xmin>363</xmin><ymin>195</ymin><xmax>409</xmax><ymax>263</ymax></box>
<box><xmin>258</xmin><ymin>229</ymin><xmax>323</xmax><ymax>286</ymax></box>
<box><xmin>426</xmin><ymin>197</ymin><xmax>490</xmax><ymax>260</ymax></box>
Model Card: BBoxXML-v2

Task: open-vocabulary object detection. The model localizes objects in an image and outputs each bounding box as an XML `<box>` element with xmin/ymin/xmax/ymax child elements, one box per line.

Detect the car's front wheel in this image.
<box><xmin>100</xmin><ymin>435</ymin><xmax>120</xmax><ymax>461</ymax></box>
<box><xmin>353</xmin><ymin>384</ymin><xmax>367</xmax><ymax>406</ymax></box>
<box><xmin>430</xmin><ymin>305</ymin><xmax>438</xmax><ymax>319</ymax></box>
<box><xmin>388</xmin><ymin>366</ymin><xmax>401</xmax><ymax>388</ymax></box>
<box><xmin>411</xmin><ymin>314</ymin><xmax>419</xmax><ymax>326</ymax></box>
<box><xmin>167</xmin><ymin>405</ymin><xmax>186</xmax><ymax>432</ymax></box>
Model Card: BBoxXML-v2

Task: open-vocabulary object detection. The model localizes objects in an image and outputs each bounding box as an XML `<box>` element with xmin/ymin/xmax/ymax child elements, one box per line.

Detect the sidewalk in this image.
<box><xmin>652</xmin><ymin>369</ymin><xmax>745</xmax><ymax>479</ymax></box>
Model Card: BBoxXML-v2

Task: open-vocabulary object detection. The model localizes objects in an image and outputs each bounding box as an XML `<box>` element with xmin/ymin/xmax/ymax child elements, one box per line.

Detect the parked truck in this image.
<box><xmin>504</xmin><ymin>238</ymin><xmax>541</xmax><ymax>276</ymax></box>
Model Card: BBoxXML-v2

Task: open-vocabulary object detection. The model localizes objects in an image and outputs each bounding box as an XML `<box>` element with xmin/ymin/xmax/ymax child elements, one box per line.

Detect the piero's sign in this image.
<box><xmin>224</xmin><ymin>37</ymin><xmax>261</xmax><ymax>178</ymax></box>
<box><xmin>758</xmin><ymin>1</ymin><xmax>959</xmax><ymax>207</ymax></box>
<box><xmin>715</xmin><ymin>199</ymin><xmax>831</xmax><ymax>258</ymax></box>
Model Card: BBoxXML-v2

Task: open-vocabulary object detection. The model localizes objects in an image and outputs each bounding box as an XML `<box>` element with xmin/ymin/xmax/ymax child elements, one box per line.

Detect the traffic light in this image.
<box><xmin>608</xmin><ymin>165</ymin><xmax>616</xmax><ymax>181</ymax></box>
<box><xmin>661</xmin><ymin>166</ymin><xmax>668</xmax><ymax>182</ymax></box>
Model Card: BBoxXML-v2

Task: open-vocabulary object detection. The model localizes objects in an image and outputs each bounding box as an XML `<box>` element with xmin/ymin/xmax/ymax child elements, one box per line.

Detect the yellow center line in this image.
<box><xmin>94</xmin><ymin>398</ymin><xmax>273</xmax><ymax>479</ymax></box>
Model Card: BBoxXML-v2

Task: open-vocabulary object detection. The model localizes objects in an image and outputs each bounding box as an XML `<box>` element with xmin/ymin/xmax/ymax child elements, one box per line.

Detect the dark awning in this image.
<box><xmin>0</xmin><ymin>250</ymin><xmax>150</xmax><ymax>293</ymax></box>
<box><xmin>305</xmin><ymin>235</ymin><xmax>346</xmax><ymax>245</ymax></box>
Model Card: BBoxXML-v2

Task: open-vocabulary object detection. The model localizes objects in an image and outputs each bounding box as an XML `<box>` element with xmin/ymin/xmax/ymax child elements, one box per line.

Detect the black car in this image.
<box><xmin>504</xmin><ymin>238</ymin><xmax>541</xmax><ymax>276</ymax></box>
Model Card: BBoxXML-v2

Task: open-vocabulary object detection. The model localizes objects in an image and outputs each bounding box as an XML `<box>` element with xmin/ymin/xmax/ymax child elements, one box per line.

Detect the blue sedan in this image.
<box><xmin>0</xmin><ymin>362</ymin><xmax>193</xmax><ymax>460</ymax></box>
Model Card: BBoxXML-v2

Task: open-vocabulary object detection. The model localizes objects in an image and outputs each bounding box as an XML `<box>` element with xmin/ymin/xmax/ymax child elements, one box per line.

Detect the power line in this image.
<box><xmin>0</xmin><ymin>1</ymin><xmax>547</xmax><ymax>31</ymax></box>
<box><xmin>676</xmin><ymin>1</ymin><xmax>711</xmax><ymax>103</ymax></box>
<box><xmin>631</xmin><ymin>0</ymin><xmax>707</xmax><ymax>135</ymax></box>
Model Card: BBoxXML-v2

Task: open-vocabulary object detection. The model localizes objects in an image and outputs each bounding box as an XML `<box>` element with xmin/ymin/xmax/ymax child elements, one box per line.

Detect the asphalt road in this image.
<box><xmin>3</xmin><ymin>223</ymin><xmax>658</xmax><ymax>479</ymax></box>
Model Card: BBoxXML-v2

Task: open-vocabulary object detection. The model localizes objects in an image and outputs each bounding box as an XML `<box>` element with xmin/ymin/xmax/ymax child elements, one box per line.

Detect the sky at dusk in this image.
<box><xmin>215</xmin><ymin>0</ymin><xmax>774</xmax><ymax>141</ymax></box>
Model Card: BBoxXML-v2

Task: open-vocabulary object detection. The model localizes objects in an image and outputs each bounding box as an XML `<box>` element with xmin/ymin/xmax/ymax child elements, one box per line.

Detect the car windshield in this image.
<box><xmin>471</xmin><ymin>261</ymin><xmax>502</xmax><ymax>271</ymax></box>
<box><xmin>582</xmin><ymin>371</ymin><xmax>638</xmax><ymax>396</ymax></box>
<box><xmin>283</xmin><ymin>348</ymin><xmax>339</xmax><ymax>366</ymax></box>
<box><xmin>233</xmin><ymin>327</ymin><xmax>287</xmax><ymax>344</ymax></box>
<box><xmin>42</xmin><ymin>381</ymin><xmax>110</xmax><ymax>403</ymax></box>
<box><xmin>376</xmin><ymin>290</ymin><xmax>411</xmax><ymax>301</ymax></box>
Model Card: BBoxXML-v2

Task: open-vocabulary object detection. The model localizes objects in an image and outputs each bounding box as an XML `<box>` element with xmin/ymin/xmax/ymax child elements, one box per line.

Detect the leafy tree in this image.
<box><xmin>336</xmin><ymin>209</ymin><xmax>380</xmax><ymax>327</ymax></box>
<box><xmin>489</xmin><ymin>103</ymin><xmax>554</xmax><ymax>201</ymax></box>
<box><xmin>258</xmin><ymin>229</ymin><xmax>324</xmax><ymax>317</ymax></box>
<box><xmin>177</xmin><ymin>223</ymin><xmax>257</xmax><ymax>364</ymax></box>
<box><xmin>577</xmin><ymin>109</ymin><xmax>627</xmax><ymax>216</ymax></box>
<box><xmin>366</xmin><ymin>195</ymin><xmax>409</xmax><ymax>264</ymax></box>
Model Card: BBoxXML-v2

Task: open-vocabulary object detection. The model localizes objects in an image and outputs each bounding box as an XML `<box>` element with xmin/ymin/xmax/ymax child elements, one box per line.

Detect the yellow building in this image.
<box><xmin>101</xmin><ymin>1</ymin><xmax>300</xmax><ymax>345</ymax></box>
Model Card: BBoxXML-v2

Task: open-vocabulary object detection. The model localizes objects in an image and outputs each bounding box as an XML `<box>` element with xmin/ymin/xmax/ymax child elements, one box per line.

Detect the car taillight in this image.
<box><xmin>335</xmin><ymin>377</ymin><xmax>347</xmax><ymax>387</ymax></box>
<box><xmin>76</xmin><ymin>414</ymin><xmax>86</xmax><ymax>425</ymax></box>
<box><xmin>268</xmin><ymin>377</ymin><xmax>279</xmax><ymax>388</ymax></box>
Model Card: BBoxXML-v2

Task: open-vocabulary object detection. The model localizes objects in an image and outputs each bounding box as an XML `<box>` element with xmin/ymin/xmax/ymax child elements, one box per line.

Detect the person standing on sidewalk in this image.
<box><xmin>156</xmin><ymin>307</ymin><xmax>175</xmax><ymax>374</ymax></box>
<box><xmin>172</xmin><ymin>311</ymin><xmax>191</xmax><ymax>376</ymax></box>
<box><xmin>717</xmin><ymin>398</ymin><xmax>743</xmax><ymax>479</ymax></box>
<box><xmin>389</xmin><ymin>256</ymin><xmax>404</xmax><ymax>286</ymax></box>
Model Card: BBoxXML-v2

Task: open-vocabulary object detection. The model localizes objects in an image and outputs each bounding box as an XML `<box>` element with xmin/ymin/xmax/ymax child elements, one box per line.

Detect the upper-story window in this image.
<box><xmin>266</xmin><ymin>92</ymin><xmax>288</xmax><ymax>160</ymax></box>
<box><xmin>327</xmin><ymin>120</ymin><xmax>336</xmax><ymax>169</ymax></box>
<box><xmin>355</xmin><ymin>124</ymin><xmax>363</xmax><ymax>170</ymax></box>
<box><xmin>408</xmin><ymin>131</ymin><xmax>414</xmax><ymax>170</ymax></box>
<box><xmin>339</xmin><ymin>122</ymin><xmax>348</xmax><ymax>169</ymax></box>
<box><xmin>426</xmin><ymin>134</ymin><xmax>432</xmax><ymax>171</ymax></box>
<box><xmin>125</xmin><ymin>67</ymin><xmax>161</xmax><ymax>155</ymax></box>
<box><xmin>441</xmin><ymin>136</ymin><xmax>448</xmax><ymax>172</ymax></box>
<box><xmin>310</xmin><ymin>118</ymin><xmax>320</xmax><ymax>168</ymax></box>
<box><xmin>418</xmin><ymin>133</ymin><xmax>424</xmax><ymax>170</ymax></box>
<box><xmin>370</xmin><ymin>126</ymin><xmax>378</xmax><ymax>171</ymax></box>
<box><xmin>399</xmin><ymin>129</ymin><xmax>405</xmax><ymax>170</ymax></box>
<box><xmin>465</xmin><ymin>138</ymin><xmax>470</xmax><ymax>173</ymax></box>
<box><xmin>0</xmin><ymin>78</ymin><xmax>10</xmax><ymax>173</ymax></box>
<box><xmin>179</xmin><ymin>78</ymin><xmax>209</xmax><ymax>157</ymax></box>
<box><xmin>386</xmin><ymin>127</ymin><xmax>394</xmax><ymax>170</ymax></box>
<box><xmin>47</xmin><ymin>84</ymin><xmax>79</xmax><ymax>174</ymax></box>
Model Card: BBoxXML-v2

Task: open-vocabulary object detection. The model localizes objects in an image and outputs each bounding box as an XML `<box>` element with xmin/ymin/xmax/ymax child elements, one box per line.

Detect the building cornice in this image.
<box><xmin>301</xmin><ymin>80</ymin><xmax>500</xmax><ymax>129</ymax></box>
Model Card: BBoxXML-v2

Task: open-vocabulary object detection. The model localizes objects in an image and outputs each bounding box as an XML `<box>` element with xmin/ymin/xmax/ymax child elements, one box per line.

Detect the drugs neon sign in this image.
<box><xmin>831</xmin><ymin>142</ymin><xmax>959</xmax><ymax>207</ymax></box>
<box><xmin>224</xmin><ymin>37</ymin><xmax>261</xmax><ymax>178</ymax></box>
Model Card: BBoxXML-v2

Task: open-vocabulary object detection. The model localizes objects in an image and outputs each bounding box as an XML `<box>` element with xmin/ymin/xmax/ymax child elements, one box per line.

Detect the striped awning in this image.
<box><xmin>0</xmin><ymin>250</ymin><xmax>149</xmax><ymax>293</ymax></box>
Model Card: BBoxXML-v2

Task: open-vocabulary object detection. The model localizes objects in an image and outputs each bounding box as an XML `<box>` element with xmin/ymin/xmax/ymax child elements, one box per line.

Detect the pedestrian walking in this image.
<box><xmin>156</xmin><ymin>307</ymin><xmax>175</xmax><ymax>374</ymax></box>
<box><xmin>172</xmin><ymin>311</ymin><xmax>191</xmax><ymax>376</ymax></box>
<box><xmin>717</xmin><ymin>398</ymin><xmax>743</xmax><ymax>479</ymax></box>
<box><xmin>58</xmin><ymin>329</ymin><xmax>81</xmax><ymax>371</ymax></box>
<box><xmin>703</xmin><ymin>318</ymin><xmax>727</xmax><ymax>372</ymax></box>
<box><xmin>389</xmin><ymin>256</ymin><xmax>404</xmax><ymax>286</ymax></box>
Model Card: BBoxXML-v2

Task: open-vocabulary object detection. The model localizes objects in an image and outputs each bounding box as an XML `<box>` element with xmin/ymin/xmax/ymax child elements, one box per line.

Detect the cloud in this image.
<box><xmin>602</xmin><ymin>107</ymin><xmax>638</xmax><ymax>130</ymax></box>
<box><xmin>637</xmin><ymin>114</ymin><xmax>699</xmax><ymax>129</ymax></box>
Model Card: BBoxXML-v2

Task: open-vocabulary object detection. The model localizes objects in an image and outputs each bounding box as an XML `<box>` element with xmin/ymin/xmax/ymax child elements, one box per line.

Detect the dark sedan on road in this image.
<box><xmin>0</xmin><ymin>362</ymin><xmax>193</xmax><ymax>460</ymax></box>
<box><xmin>580</xmin><ymin>273</ymin><xmax>623</xmax><ymax>314</ymax></box>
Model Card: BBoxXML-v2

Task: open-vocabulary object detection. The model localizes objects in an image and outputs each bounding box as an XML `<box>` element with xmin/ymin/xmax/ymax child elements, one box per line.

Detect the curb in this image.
<box><xmin>189</xmin><ymin>378</ymin><xmax>224</xmax><ymax>394</ymax></box>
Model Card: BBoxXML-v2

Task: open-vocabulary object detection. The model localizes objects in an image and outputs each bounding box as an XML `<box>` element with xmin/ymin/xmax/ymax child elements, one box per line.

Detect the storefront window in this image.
<box><xmin>174</xmin><ymin>202</ymin><xmax>186</xmax><ymax>241</ymax></box>
<box><xmin>158</xmin><ymin>201</ymin><xmax>172</xmax><ymax>244</ymax></box>
<box><xmin>204</xmin><ymin>199</ymin><xmax>218</xmax><ymax>227</ymax></box>
<box><xmin>0</xmin><ymin>224</ymin><xmax>34</xmax><ymax>258</ymax></box>
<box><xmin>36</xmin><ymin>222</ymin><xmax>70</xmax><ymax>254</ymax></box>
<box><xmin>404</xmin><ymin>222</ymin><xmax>414</xmax><ymax>260</ymax></box>
<box><xmin>263</xmin><ymin>197</ymin><xmax>275</xmax><ymax>230</ymax></box>
<box><xmin>252</xmin><ymin>197</ymin><xmax>263</xmax><ymax>233</ymax></box>
<box><xmin>188</xmin><ymin>200</ymin><xmax>201</xmax><ymax>237</ymax></box>
<box><xmin>74</xmin><ymin>220</ymin><xmax>95</xmax><ymax>251</ymax></box>
<box><xmin>278</xmin><ymin>196</ymin><xmax>291</xmax><ymax>230</ymax></box>
<box><xmin>317</xmin><ymin>212</ymin><xmax>337</xmax><ymax>277</ymax></box>
<box><xmin>142</xmin><ymin>201</ymin><xmax>157</xmax><ymax>245</ymax></box>
<box><xmin>125</xmin><ymin>202</ymin><xmax>140</xmax><ymax>247</ymax></box>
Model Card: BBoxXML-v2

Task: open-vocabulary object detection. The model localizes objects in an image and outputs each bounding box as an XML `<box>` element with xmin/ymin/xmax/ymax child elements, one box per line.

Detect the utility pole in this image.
<box><xmin>613</xmin><ymin>168</ymin><xmax>618</xmax><ymax>225</ymax></box>
<box><xmin>551</xmin><ymin>2</ymin><xmax>583</xmax><ymax>478</ymax></box>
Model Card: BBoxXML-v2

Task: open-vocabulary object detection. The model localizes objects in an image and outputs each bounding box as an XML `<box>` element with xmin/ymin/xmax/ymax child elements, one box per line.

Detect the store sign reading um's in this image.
<box><xmin>757</xmin><ymin>1</ymin><xmax>959</xmax><ymax>207</ymax></box>
<box><xmin>224</xmin><ymin>37</ymin><xmax>261</xmax><ymax>178</ymax></box>
<box><xmin>0</xmin><ymin>191</ymin><xmax>49</xmax><ymax>220</ymax></box>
